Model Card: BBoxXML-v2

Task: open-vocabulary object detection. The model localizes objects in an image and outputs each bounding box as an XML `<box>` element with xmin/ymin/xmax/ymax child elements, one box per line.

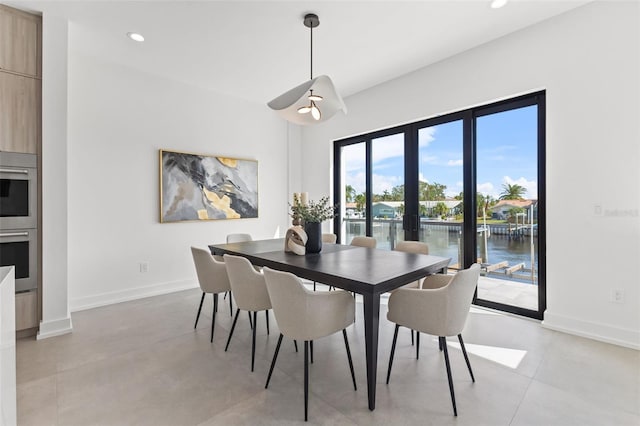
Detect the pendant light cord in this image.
<box><xmin>310</xmin><ymin>25</ymin><xmax>313</xmax><ymax>80</ymax></box>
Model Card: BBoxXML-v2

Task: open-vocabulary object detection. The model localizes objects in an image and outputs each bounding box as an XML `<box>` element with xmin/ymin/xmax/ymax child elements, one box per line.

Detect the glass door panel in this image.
<box><xmin>339</xmin><ymin>142</ymin><xmax>366</xmax><ymax>243</ymax></box>
<box><xmin>475</xmin><ymin>105</ymin><xmax>539</xmax><ymax>311</ymax></box>
<box><xmin>417</xmin><ymin>121</ymin><xmax>464</xmax><ymax>269</ymax></box>
<box><xmin>371</xmin><ymin>133</ymin><xmax>405</xmax><ymax>250</ymax></box>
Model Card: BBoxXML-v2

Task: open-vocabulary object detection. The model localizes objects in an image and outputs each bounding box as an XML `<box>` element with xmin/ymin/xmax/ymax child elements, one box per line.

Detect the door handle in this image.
<box><xmin>0</xmin><ymin>231</ymin><xmax>29</xmax><ymax>238</ymax></box>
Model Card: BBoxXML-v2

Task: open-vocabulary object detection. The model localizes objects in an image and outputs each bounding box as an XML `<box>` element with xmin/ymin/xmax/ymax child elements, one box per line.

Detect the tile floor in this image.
<box><xmin>17</xmin><ymin>288</ymin><xmax>640</xmax><ymax>425</ymax></box>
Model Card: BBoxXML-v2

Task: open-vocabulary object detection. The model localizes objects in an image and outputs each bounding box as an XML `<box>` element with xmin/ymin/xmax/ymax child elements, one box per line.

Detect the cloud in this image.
<box><xmin>477</xmin><ymin>182</ymin><xmax>495</xmax><ymax>197</ymax></box>
<box><xmin>421</xmin><ymin>155</ymin><xmax>438</xmax><ymax>164</ymax></box>
<box><xmin>372</xmin><ymin>134</ymin><xmax>404</xmax><ymax>164</ymax></box>
<box><xmin>372</xmin><ymin>173</ymin><xmax>402</xmax><ymax>194</ymax></box>
<box><xmin>418</xmin><ymin>127</ymin><xmax>436</xmax><ymax>148</ymax></box>
<box><xmin>447</xmin><ymin>159</ymin><xmax>463</xmax><ymax>166</ymax></box>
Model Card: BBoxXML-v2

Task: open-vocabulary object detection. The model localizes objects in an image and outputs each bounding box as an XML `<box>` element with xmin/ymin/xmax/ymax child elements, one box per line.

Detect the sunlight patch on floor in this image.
<box><xmin>447</xmin><ymin>340</ymin><xmax>527</xmax><ymax>369</ymax></box>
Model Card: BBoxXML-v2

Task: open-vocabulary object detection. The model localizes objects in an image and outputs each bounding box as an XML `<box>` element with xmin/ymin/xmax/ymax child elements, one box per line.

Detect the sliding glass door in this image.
<box><xmin>334</xmin><ymin>91</ymin><xmax>545</xmax><ymax>319</ymax></box>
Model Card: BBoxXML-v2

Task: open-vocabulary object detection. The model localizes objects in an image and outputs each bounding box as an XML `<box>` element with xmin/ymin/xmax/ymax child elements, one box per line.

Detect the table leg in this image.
<box><xmin>363</xmin><ymin>292</ymin><xmax>380</xmax><ymax>411</ymax></box>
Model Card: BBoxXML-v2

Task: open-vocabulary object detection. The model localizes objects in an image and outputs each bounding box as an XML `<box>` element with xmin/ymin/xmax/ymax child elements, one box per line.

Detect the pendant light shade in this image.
<box><xmin>267</xmin><ymin>13</ymin><xmax>347</xmax><ymax>125</ymax></box>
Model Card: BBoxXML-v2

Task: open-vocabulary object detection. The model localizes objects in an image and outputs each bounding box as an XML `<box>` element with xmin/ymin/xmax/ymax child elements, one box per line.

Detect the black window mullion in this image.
<box><xmin>462</xmin><ymin>111</ymin><xmax>476</xmax><ymax>269</ymax></box>
<box><xmin>404</xmin><ymin>126</ymin><xmax>419</xmax><ymax>240</ymax></box>
<box><xmin>365</xmin><ymin>140</ymin><xmax>373</xmax><ymax>237</ymax></box>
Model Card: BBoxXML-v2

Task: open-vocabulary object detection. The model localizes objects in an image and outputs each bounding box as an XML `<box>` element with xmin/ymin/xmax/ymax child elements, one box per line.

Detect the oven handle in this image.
<box><xmin>0</xmin><ymin>168</ymin><xmax>29</xmax><ymax>175</ymax></box>
<box><xmin>0</xmin><ymin>232</ymin><xmax>29</xmax><ymax>238</ymax></box>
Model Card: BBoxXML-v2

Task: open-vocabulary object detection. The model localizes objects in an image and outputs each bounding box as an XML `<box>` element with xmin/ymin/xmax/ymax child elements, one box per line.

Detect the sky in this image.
<box><xmin>343</xmin><ymin>105</ymin><xmax>538</xmax><ymax>200</ymax></box>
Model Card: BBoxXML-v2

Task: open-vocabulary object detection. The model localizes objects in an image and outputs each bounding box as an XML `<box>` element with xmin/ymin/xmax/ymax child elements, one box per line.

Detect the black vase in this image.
<box><xmin>304</xmin><ymin>222</ymin><xmax>322</xmax><ymax>254</ymax></box>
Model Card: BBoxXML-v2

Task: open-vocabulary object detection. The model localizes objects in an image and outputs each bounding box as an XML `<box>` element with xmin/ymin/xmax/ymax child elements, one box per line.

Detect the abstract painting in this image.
<box><xmin>160</xmin><ymin>149</ymin><xmax>258</xmax><ymax>222</ymax></box>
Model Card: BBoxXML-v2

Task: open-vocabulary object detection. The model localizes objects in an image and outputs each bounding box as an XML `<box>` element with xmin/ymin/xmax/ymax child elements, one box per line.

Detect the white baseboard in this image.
<box><xmin>37</xmin><ymin>316</ymin><xmax>73</xmax><ymax>340</ymax></box>
<box><xmin>542</xmin><ymin>311</ymin><xmax>640</xmax><ymax>350</ymax></box>
<box><xmin>70</xmin><ymin>279</ymin><xmax>198</xmax><ymax>312</ymax></box>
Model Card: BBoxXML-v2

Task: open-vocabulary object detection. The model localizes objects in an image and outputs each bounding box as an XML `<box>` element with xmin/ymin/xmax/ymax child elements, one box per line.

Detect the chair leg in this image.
<box><xmin>342</xmin><ymin>329</ymin><xmax>357</xmax><ymax>391</ymax></box>
<box><xmin>386</xmin><ymin>324</ymin><xmax>399</xmax><ymax>384</ymax></box>
<box><xmin>265</xmin><ymin>333</ymin><xmax>283</xmax><ymax>388</ymax></box>
<box><xmin>439</xmin><ymin>338</ymin><xmax>443</xmax><ymax>351</ymax></box>
<box><xmin>251</xmin><ymin>311</ymin><xmax>257</xmax><ymax>372</ymax></box>
<box><xmin>228</xmin><ymin>292</ymin><xmax>233</xmax><ymax>317</ymax></box>
<box><xmin>310</xmin><ymin>340</ymin><xmax>314</xmax><ymax>364</ymax></box>
<box><xmin>225</xmin><ymin>309</ymin><xmax>240</xmax><ymax>351</ymax></box>
<box><xmin>313</xmin><ymin>281</ymin><xmax>316</xmax><ymax>291</ymax></box>
<box><xmin>194</xmin><ymin>292</ymin><xmax>205</xmax><ymax>328</ymax></box>
<box><xmin>304</xmin><ymin>340</ymin><xmax>309</xmax><ymax>422</ymax></box>
<box><xmin>416</xmin><ymin>332</ymin><xmax>420</xmax><ymax>359</ymax></box>
<box><xmin>248</xmin><ymin>311</ymin><xmax>253</xmax><ymax>330</ymax></box>
<box><xmin>441</xmin><ymin>336</ymin><xmax>457</xmax><ymax>416</ymax></box>
<box><xmin>265</xmin><ymin>310</ymin><xmax>270</xmax><ymax>335</ymax></box>
<box><xmin>458</xmin><ymin>334</ymin><xmax>475</xmax><ymax>382</ymax></box>
<box><xmin>411</xmin><ymin>329</ymin><xmax>414</xmax><ymax>346</ymax></box>
<box><xmin>294</xmin><ymin>340</ymin><xmax>298</xmax><ymax>353</ymax></box>
<box><xmin>224</xmin><ymin>291</ymin><xmax>227</xmax><ymax>300</ymax></box>
<box><xmin>211</xmin><ymin>294</ymin><xmax>218</xmax><ymax>342</ymax></box>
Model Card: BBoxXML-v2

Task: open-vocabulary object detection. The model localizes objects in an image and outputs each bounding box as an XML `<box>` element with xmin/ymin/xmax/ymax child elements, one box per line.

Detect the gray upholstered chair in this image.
<box><xmin>386</xmin><ymin>263</ymin><xmax>481</xmax><ymax>416</ymax></box>
<box><xmin>226</xmin><ymin>233</ymin><xmax>253</xmax><ymax>243</ymax></box>
<box><xmin>321</xmin><ymin>233</ymin><xmax>337</xmax><ymax>243</ymax></box>
<box><xmin>350</xmin><ymin>235</ymin><xmax>377</xmax><ymax>248</ymax></box>
<box><xmin>190</xmin><ymin>247</ymin><xmax>232</xmax><ymax>342</ymax></box>
<box><xmin>263</xmin><ymin>267</ymin><xmax>357</xmax><ymax>422</ymax></box>
<box><xmin>223</xmin><ymin>254</ymin><xmax>272</xmax><ymax>372</ymax></box>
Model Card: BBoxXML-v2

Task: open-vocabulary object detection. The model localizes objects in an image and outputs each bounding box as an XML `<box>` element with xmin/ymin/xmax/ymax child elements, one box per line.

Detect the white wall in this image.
<box><xmin>300</xmin><ymin>1</ymin><xmax>640</xmax><ymax>348</ymax></box>
<box><xmin>64</xmin><ymin>28</ymin><xmax>289</xmax><ymax>311</ymax></box>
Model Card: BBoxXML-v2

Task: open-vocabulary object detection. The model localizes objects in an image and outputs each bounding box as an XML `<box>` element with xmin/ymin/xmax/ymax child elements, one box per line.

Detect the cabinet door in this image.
<box><xmin>0</xmin><ymin>6</ymin><xmax>41</xmax><ymax>78</ymax></box>
<box><xmin>0</xmin><ymin>72</ymin><xmax>40</xmax><ymax>154</ymax></box>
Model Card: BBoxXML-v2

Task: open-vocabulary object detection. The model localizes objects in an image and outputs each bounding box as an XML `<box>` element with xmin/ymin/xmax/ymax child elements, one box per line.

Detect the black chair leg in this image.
<box><xmin>194</xmin><ymin>292</ymin><xmax>205</xmax><ymax>328</ymax></box>
<box><xmin>251</xmin><ymin>311</ymin><xmax>257</xmax><ymax>372</ymax></box>
<box><xmin>228</xmin><ymin>292</ymin><xmax>233</xmax><ymax>317</ymax></box>
<box><xmin>458</xmin><ymin>334</ymin><xmax>475</xmax><ymax>382</ymax></box>
<box><xmin>211</xmin><ymin>294</ymin><xmax>218</xmax><ymax>342</ymax></box>
<box><xmin>248</xmin><ymin>311</ymin><xmax>253</xmax><ymax>330</ymax></box>
<box><xmin>411</xmin><ymin>329</ymin><xmax>414</xmax><ymax>346</ymax></box>
<box><xmin>304</xmin><ymin>340</ymin><xmax>309</xmax><ymax>422</ymax></box>
<box><xmin>416</xmin><ymin>331</ymin><xmax>420</xmax><ymax>359</ymax></box>
<box><xmin>386</xmin><ymin>324</ymin><xmax>399</xmax><ymax>384</ymax></box>
<box><xmin>265</xmin><ymin>310</ymin><xmax>270</xmax><ymax>335</ymax></box>
<box><xmin>225</xmin><ymin>309</ymin><xmax>240</xmax><ymax>351</ymax></box>
<box><xmin>441</xmin><ymin>336</ymin><xmax>457</xmax><ymax>416</ymax></box>
<box><xmin>313</xmin><ymin>281</ymin><xmax>316</xmax><ymax>291</ymax></box>
<box><xmin>310</xmin><ymin>340</ymin><xmax>314</xmax><ymax>364</ymax></box>
<box><xmin>265</xmin><ymin>333</ymin><xmax>283</xmax><ymax>388</ymax></box>
<box><xmin>342</xmin><ymin>329</ymin><xmax>357</xmax><ymax>391</ymax></box>
<box><xmin>439</xmin><ymin>338</ymin><xmax>443</xmax><ymax>351</ymax></box>
<box><xmin>294</xmin><ymin>340</ymin><xmax>298</xmax><ymax>352</ymax></box>
<box><xmin>224</xmin><ymin>291</ymin><xmax>227</xmax><ymax>300</ymax></box>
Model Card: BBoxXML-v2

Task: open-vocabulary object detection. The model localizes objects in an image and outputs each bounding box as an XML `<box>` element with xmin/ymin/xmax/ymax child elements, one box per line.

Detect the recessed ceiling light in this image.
<box><xmin>491</xmin><ymin>0</ymin><xmax>508</xmax><ymax>9</ymax></box>
<box><xmin>127</xmin><ymin>32</ymin><xmax>145</xmax><ymax>42</ymax></box>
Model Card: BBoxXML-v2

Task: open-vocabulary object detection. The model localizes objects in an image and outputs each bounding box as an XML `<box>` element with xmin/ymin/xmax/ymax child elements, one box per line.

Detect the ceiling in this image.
<box><xmin>11</xmin><ymin>0</ymin><xmax>591</xmax><ymax>105</ymax></box>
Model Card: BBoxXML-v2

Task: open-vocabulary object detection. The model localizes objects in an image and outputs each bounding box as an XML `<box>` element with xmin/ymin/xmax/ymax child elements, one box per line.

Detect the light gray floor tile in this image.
<box><xmin>15</xmin><ymin>288</ymin><xmax>640</xmax><ymax>426</ymax></box>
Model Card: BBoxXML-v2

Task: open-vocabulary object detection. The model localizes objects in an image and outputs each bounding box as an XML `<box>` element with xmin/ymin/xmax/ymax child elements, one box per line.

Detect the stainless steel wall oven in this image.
<box><xmin>0</xmin><ymin>152</ymin><xmax>38</xmax><ymax>292</ymax></box>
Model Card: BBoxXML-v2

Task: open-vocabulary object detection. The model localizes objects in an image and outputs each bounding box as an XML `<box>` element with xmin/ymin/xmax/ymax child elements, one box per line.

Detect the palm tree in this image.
<box><xmin>345</xmin><ymin>185</ymin><xmax>356</xmax><ymax>203</ymax></box>
<box><xmin>499</xmin><ymin>183</ymin><xmax>526</xmax><ymax>200</ymax></box>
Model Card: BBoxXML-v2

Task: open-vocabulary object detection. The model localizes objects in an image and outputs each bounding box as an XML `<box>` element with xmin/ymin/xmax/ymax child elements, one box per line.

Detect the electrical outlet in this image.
<box><xmin>611</xmin><ymin>289</ymin><xmax>624</xmax><ymax>303</ymax></box>
<box><xmin>139</xmin><ymin>262</ymin><xmax>149</xmax><ymax>273</ymax></box>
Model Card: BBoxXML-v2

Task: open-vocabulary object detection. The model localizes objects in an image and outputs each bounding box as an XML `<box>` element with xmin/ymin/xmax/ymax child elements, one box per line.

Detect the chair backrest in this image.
<box><xmin>190</xmin><ymin>247</ymin><xmax>231</xmax><ymax>294</ymax></box>
<box><xmin>223</xmin><ymin>254</ymin><xmax>271</xmax><ymax>311</ymax></box>
<box><xmin>322</xmin><ymin>233</ymin><xmax>337</xmax><ymax>244</ymax></box>
<box><xmin>226</xmin><ymin>233</ymin><xmax>253</xmax><ymax>243</ymax></box>
<box><xmin>263</xmin><ymin>267</ymin><xmax>354</xmax><ymax>341</ymax></box>
<box><xmin>442</xmin><ymin>263</ymin><xmax>481</xmax><ymax>335</ymax></box>
<box><xmin>395</xmin><ymin>241</ymin><xmax>429</xmax><ymax>255</ymax></box>
<box><xmin>350</xmin><ymin>236</ymin><xmax>377</xmax><ymax>248</ymax></box>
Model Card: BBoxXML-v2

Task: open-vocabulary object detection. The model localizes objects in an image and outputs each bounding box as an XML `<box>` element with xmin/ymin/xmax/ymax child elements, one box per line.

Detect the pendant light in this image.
<box><xmin>268</xmin><ymin>13</ymin><xmax>347</xmax><ymax>125</ymax></box>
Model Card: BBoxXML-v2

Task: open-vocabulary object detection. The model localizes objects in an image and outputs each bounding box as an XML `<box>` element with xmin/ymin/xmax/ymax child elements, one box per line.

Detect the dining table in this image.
<box><xmin>209</xmin><ymin>238</ymin><xmax>451</xmax><ymax>411</ymax></box>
